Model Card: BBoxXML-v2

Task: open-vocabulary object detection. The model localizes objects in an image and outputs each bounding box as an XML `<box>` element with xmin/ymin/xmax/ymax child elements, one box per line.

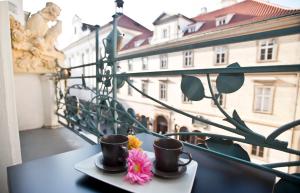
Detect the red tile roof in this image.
<box><xmin>102</xmin><ymin>14</ymin><xmax>151</xmax><ymax>34</ymax></box>
<box><xmin>191</xmin><ymin>0</ymin><xmax>300</xmax><ymax>34</ymax></box>
<box><xmin>122</xmin><ymin>0</ymin><xmax>300</xmax><ymax>51</ymax></box>
<box><xmin>121</xmin><ymin>31</ymin><xmax>153</xmax><ymax>51</ymax></box>
<box><xmin>104</xmin><ymin>14</ymin><xmax>153</xmax><ymax>51</ymax></box>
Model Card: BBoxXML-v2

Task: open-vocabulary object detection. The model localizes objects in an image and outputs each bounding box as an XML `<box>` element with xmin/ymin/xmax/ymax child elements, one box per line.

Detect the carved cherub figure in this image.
<box><xmin>26</xmin><ymin>2</ymin><xmax>61</xmax><ymax>51</ymax></box>
<box><xmin>10</xmin><ymin>2</ymin><xmax>64</xmax><ymax>73</ymax></box>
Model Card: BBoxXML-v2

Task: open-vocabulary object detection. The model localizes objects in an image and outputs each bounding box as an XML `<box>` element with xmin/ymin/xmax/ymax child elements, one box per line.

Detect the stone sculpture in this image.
<box><xmin>10</xmin><ymin>2</ymin><xmax>64</xmax><ymax>73</ymax></box>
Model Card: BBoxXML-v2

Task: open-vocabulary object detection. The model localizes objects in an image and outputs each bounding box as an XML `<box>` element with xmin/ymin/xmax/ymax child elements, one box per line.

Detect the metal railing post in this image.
<box><xmin>112</xmin><ymin>12</ymin><xmax>118</xmax><ymax>134</ymax></box>
<box><xmin>95</xmin><ymin>25</ymin><xmax>101</xmax><ymax>139</ymax></box>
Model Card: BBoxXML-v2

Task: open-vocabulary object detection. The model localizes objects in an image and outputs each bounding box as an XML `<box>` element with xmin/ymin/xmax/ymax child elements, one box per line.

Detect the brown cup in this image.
<box><xmin>100</xmin><ymin>134</ymin><xmax>128</xmax><ymax>167</ymax></box>
<box><xmin>153</xmin><ymin>138</ymin><xmax>192</xmax><ymax>172</ymax></box>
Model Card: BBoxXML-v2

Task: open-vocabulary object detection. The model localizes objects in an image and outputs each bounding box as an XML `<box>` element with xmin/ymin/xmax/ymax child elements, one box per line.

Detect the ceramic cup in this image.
<box><xmin>153</xmin><ymin>138</ymin><xmax>192</xmax><ymax>172</ymax></box>
<box><xmin>100</xmin><ymin>134</ymin><xmax>128</xmax><ymax>167</ymax></box>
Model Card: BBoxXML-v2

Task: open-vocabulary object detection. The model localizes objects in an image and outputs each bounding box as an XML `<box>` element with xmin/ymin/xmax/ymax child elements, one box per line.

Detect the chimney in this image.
<box><xmin>200</xmin><ymin>7</ymin><xmax>207</xmax><ymax>14</ymax></box>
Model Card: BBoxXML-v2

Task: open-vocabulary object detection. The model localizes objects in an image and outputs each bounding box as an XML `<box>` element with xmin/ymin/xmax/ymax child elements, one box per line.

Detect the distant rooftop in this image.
<box><xmin>121</xmin><ymin>0</ymin><xmax>300</xmax><ymax>51</ymax></box>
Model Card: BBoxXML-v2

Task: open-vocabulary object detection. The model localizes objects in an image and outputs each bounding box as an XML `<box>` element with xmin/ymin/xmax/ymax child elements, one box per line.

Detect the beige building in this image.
<box><xmin>116</xmin><ymin>0</ymin><xmax>300</xmax><ymax>173</ymax></box>
<box><xmin>62</xmin><ymin>0</ymin><xmax>300</xmax><ymax>173</ymax></box>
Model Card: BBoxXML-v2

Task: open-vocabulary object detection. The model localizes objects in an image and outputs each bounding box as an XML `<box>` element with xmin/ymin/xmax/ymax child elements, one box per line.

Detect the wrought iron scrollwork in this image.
<box><xmin>54</xmin><ymin>0</ymin><xmax>300</xmax><ymax>187</ymax></box>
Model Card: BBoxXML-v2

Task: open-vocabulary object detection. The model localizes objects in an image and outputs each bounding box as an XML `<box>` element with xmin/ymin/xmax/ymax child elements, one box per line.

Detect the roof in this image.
<box><xmin>81</xmin><ymin>23</ymin><xmax>97</xmax><ymax>32</ymax></box>
<box><xmin>64</xmin><ymin>14</ymin><xmax>151</xmax><ymax>51</ymax></box>
<box><xmin>101</xmin><ymin>14</ymin><xmax>151</xmax><ymax>34</ymax></box>
<box><xmin>152</xmin><ymin>12</ymin><xmax>194</xmax><ymax>25</ymax></box>
<box><xmin>121</xmin><ymin>31</ymin><xmax>153</xmax><ymax>51</ymax></box>
<box><xmin>190</xmin><ymin>0</ymin><xmax>300</xmax><ymax>34</ymax></box>
<box><xmin>121</xmin><ymin>0</ymin><xmax>300</xmax><ymax>51</ymax></box>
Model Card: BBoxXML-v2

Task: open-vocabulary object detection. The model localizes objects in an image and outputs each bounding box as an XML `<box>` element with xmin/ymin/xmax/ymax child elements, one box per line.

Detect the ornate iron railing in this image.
<box><xmin>55</xmin><ymin>0</ymin><xmax>300</xmax><ymax>190</ymax></box>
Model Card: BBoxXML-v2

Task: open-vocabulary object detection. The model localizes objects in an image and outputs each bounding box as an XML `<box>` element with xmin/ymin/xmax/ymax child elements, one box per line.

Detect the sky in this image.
<box><xmin>23</xmin><ymin>0</ymin><xmax>300</xmax><ymax>49</ymax></box>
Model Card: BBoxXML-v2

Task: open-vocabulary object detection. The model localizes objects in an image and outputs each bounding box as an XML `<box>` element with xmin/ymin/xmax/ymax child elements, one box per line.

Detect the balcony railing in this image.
<box><xmin>55</xmin><ymin>0</ymin><xmax>300</xmax><ymax>191</ymax></box>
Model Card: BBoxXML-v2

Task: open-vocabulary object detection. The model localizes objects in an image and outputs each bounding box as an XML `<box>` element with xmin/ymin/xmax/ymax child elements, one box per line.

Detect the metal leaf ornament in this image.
<box><xmin>127</xmin><ymin>108</ymin><xmax>136</xmax><ymax>125</ymax></box>
<box><xmin>116</xmin><ymin>102</ymin><xmax>127</xmax><ymax>122</ymax></box>
<box><xmin>181</xmin><ymin>75</ymin><xmax>205</xmax><ymax>101</ymax></box>
<box><xmin>206</xmin><ymin>137</ymin><xmax>250</xmax><ymax>161</ymax></box>
<box><xmin>116</xmin><ymin>73</ymin><xmax>126</xmax><ymax>89</ymax></box>
<box><xmin>216</xmin><ymin>62</ymin><xmax>244</xmax><ymax>94</ymax></box>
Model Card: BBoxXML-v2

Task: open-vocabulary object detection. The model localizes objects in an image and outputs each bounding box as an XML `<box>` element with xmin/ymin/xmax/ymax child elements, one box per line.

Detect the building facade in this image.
<box><xmin>63</xmin><ymin>14</ymin><xmax>152</xmax><ymax>97</ymax></box>
<box><xmin>64</xmin><ymin>0</ymin><xmax>300</xmax><ymax>173</ymax></box>
<box><xmin>116</xmin><ymin>0</ymin><xmax>300</xmax><ymax>172</ymax></box>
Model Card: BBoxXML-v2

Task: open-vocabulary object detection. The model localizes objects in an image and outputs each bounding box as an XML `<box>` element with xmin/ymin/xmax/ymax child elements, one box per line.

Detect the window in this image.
<box><xmin>214</xmin><ymin>47</ymin><xmax>228</xmax><ymax>65</ymax></box>
<box><xmin>142</xmin><ymin>57</ymin><xmax>148</xmax><ymax>70</ymax></box>
<box><xmin>182</xmin><ymin>94</ymin><xmax>192</xmax><ymax>104</ymax></box>
<box><xmin>81</xmin><ymin>53</ymin><xmax>85</xmax><ymax>75</ymax></box>
<box><xmin>254</xmin><ymin>85</ymin><xmax>274</xmax><ymax>113</ymax></box>
<box><xmin>187</xmin><ymin>26</ymin><xmax>196</xmax><ymax>33</ymax></box>
<box><xmin>116</xmin><ymin>62</ymin><xmax>120</xmax><ymax>72</ymax></box>
<box><xmin>134</xmin><ymin>39</ymin><xmax>145</xmax><ymax>48</ymax></box>
<box><xmin>159</xmin><ymin>81</ymin><xmax>167</xmax><ymax>100</ymax></box>
<box><xmin>186</xmin><ymin>22</ymin><xmax>204</xmax><ymax>34</ymax></box>
<box><xmin>128</xmin><ymin>59</ymin><xmax>133</xmax><ymax>71</ymax></box>
<box><xmin>216</xmin><ymin>16</ymin><xmax>226</xmax><ymax>26</ymax></box>
<box><xmin>160</xmin><ymin>54</ymin><xmax>168</xmax><ymax>69</ymax></box>
<box><xmin>183</xmin><ymin>50</ymin><xmax>193</xmax><ymax>67</ymax></box>
<box><xmin>74</xmin><ymin>27</ymin><xmax>77</xmax><ymax>34</ymax></box>
<box><xmin>141</xmin><ymin>81</ymin><xmax>148</xmax><ymax>96</ymax></box>
<box><xmin>211</xmin><ymin>83</ymin><xmax>225</xmax><ymax>107</ymax></box>
<box><xmin>258</xmin><ymin>39</ymin><xmax>277</xmax><ymax>62</ymax></box>
<box><xmin>251</xmin><ymin>145</ymin><xmax>264</xmax><ymax>157</ymax></box>
<box><xmin>128</xmin><ymin>79</ymin><xmax>133</xmax><ymax>96</ymax></box>
<box><xmin>162</xmin><ymin>28</ymin><xmax>169</xmax><ymax>39</ymax></box>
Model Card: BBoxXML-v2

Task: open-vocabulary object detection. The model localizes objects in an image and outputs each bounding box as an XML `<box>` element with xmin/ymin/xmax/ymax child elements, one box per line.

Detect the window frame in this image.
<box><xmin>162</xmin><ymin>27</ymin><xmax>169</xmax><ymax>39</ymax></box>
<box><xmin>253</xmin><ymin>85</ymin><xmax>275</xmax><ymax>114</ymax></box>
<box><xmin>216</xmin><ymin>16</ymin><xmax>227</xmax><ymax>26</ymax></box>
<box><xmin>250</xmin><ymin>145</ymin><xmax>267</xmax><ymax>160</ymax></box>
<box><xmin>182</xmin><ymin>93</ymin><xmax>192</xmax><ymax>104</ymax></box>
<box><xmin>257</xmin><ymin>39</ymin><xmax>278</xmax><ymax>62</ymax></box>
<box><xmin>214</xmin><ymin>46</ymin><xmax>228</xmax><ymax>65</ymax></box>
<box><xmin>141</xmin><ymin>80</ymin><xmax>148</xmax><ymax>97</ymax></box>
<box><xmin>127</xmin><ymin>79</ymin><xmax>133</xmax><ymax>96</ymax></box>
<box><xmin>128</xmin><ymin>59</ymin><xmax>133</xmax><ymax>71</ymax></box>
<box><xmin>81</xmin><ymin>53</ymin><xmax>86</xmax><ymax>75</ymax></box>
<box><xmin>183</xmin><ymin>50</ymin><xmax>194</xmax><ymax>67</ymax></box>
<box><xmin>142</xmin><ymin>57</ymin><xmax>148</xmax><ymax>70</ymax></box>
<box><xmin>160</xmin><ymin>54</ymin><xmax>168</xmax><ymax>69</ymax></box>
<box><xmin>159</xmin><ymin>81</ymin><xmax>168</xmax><ymax>101</ymax></box>
<box><xmin>211</xmin><ymin>82</ymin><xmax>226</xmax><ymax>108</ymax></box>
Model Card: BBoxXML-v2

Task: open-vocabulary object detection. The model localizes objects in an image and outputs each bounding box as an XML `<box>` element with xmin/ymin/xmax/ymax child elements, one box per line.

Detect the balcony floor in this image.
<box><xmin>20</xmin><ymin>127</ymin><xmax>91</xmax><ymax>162</ymax></box>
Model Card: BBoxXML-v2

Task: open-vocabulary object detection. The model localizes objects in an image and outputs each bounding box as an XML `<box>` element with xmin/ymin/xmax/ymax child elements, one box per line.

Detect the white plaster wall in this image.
<box><xmin>0</xmin><ymin>1</ymin><xmax>22</xmax><ymax>193</ymax></box>
<box><xmin>41</xmin><ymin>75</ymin><xmax>59</xmax><ymax>128</ymax></box>
<box><xmin>14</xmin><ymin>74</ymin><xmax>45</xmax><ymax>130</ymax></box>
<box><xmin>151</xmin><ymin>21</ymin><xmax>178</xmax><ymax>44</ymax></box>
<box><xmin>116</xmin><ymin>34</ymin><xmax>300</xmax><ymax>169</ymax></box>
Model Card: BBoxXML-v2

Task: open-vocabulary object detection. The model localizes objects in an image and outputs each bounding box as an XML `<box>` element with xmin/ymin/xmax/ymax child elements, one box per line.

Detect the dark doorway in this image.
<box><xmin>156</xmin><ymin>115</ymin><xmax>168</xmax><ymax>134</ymax></box>
<box><xmin>189</xmin><ymin>130</ymin><xmax>206</xmax><ymax>145</ymax></box>
<box><xmin>179</xmin><ymin>126</ymin><xmax>190</xmax><ymax>142</ymax></box>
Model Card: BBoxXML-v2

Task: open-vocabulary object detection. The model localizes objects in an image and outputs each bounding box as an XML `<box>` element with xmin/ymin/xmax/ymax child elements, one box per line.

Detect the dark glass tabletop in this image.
<box><xmin>7</xmin><ymin>133</ymin><xmax>275</xmax><ymax>193</ymax></box>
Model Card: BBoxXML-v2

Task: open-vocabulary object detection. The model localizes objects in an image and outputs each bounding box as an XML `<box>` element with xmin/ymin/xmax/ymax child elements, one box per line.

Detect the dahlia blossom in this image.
<box><xmin>128</xmin><ymin>135</ymin><xmax>142</xmax><ymax>150</ymax></box>
<box><xmin>124</xmin><ymin>149</ymin><xmax>153</xmax><ymax>184</ymax></box>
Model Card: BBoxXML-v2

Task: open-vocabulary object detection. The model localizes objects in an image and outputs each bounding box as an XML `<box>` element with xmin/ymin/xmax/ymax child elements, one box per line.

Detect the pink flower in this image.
<box><xmin>124</xmin><ymin>149</ymin><xmax>153</xmax><ymax>184</ymax></box>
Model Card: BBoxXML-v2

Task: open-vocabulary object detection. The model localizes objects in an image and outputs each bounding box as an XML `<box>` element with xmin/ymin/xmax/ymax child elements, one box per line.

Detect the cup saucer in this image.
<box><xmin>151</xmin><ymin>160</ymin><xmax>187</xmax><ymax>179</ymax></box>
<box><xmin>94</xmin><ymin>154</ymin><xmax>127</xmax><ymax>173</ymax></box>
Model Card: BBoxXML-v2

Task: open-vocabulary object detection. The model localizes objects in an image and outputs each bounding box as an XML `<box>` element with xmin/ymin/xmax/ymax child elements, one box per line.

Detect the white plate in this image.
<box><xmin>74</xmin><ymin>151</ymin><xmax>198</xmax><ymax>193</ymax></box>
